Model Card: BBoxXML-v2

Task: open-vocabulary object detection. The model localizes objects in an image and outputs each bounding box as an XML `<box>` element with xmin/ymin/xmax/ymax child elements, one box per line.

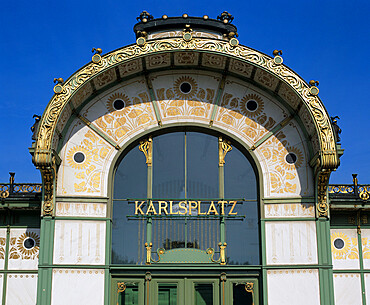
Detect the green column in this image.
<box><xmin>316</xmin><ymin>218</ymin><xmax>335</xmax><ymax>305</ymax></box>
<box><xmin>36</xmin><ymin>217</ymin><xmax>55</xmax><ymax>305</ymax></box>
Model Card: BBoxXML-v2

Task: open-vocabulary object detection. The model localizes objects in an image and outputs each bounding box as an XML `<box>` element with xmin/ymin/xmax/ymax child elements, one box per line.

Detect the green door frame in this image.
<box><xmin>111</xmin><ymin>275</ymin><xmax>258</xmax><ymax>305</ymax></box>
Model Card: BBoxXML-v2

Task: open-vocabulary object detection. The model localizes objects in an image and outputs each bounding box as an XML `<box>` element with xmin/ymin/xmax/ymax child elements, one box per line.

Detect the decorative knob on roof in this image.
<box><xmin>272</xmin><ymin>50</ymin><xmax>283</xmax><ymax>65</ymax></box>
<box><xmin>91</xmin><ymin>48</ymin><xmax>102</xmax><ymax>63</ymax></box>
<box><xmin>309</xmin><ymin>80</ymin><xmax>320</xmax><ymax>96</ymax></box>
<box><xmin>217</xmin><ymin>11</ymin><xmax>234</xmax><ymax>24</ymax></box>
<box><xmin>137</xmin><ymin>11</ymin><xmax>153</xmax><ymax>23</ymax></box>
<box><xmin>53</xmin><ymin>78</ymin><xmax>64</xmax><ymax>94</ymax></box>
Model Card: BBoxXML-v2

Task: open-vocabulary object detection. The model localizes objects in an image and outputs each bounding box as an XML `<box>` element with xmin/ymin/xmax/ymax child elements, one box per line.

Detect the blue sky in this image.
<box><xmin>0</xmin><ymin>0</ymin><xmax>369</xmax><ymax>184</ymax></box>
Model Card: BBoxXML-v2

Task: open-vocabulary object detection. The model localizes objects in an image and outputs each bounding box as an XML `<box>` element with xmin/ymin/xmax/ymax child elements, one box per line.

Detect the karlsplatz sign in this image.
<box><xmin>134</xmin><ymin>200</ymin><xmax>238</xmax><ymax>216</ymax></box>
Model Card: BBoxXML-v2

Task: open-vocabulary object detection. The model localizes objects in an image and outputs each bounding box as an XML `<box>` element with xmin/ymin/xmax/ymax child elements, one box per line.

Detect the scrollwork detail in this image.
<box><xmin>34</xmin><ymin>37</ymin><xmax>338</xmax><ymax>172</ymax></box>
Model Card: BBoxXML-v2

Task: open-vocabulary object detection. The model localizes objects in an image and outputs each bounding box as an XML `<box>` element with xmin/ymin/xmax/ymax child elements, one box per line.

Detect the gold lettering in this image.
<box><xmin>228</xmin><ymin>201</ymin><xmax>237</xmax><ymax>215</ymax></box>
<box><xmin>158</xmin><ymin>201</ymin><xmax>168</xmax><ymax>215</ymax></box>
<box><xmin>219</xmin><ymin>201</ymin><xmax>227</xmax><ymax>215</ymax></box>
<box><xmin>178</xmin><ymin>201</ymin><xmax>188</xmax><ymax>215</ymax></box>
<box><xmin>188</xmin><ymin>201</ymin><xmax>198</xmax><ymax>215</ymax></box>
<box><xmin>146</xmin><ymin>201</ymin><xmax>157</xmax><ymax>215</ymax></box>
<box><xmin>135</xmin><ymin>201</ymin><xmax>145</xmax><ymax>215</ymax></box>
<box><xmin>207</xmin><ymin>201</ymin><xmax>219</xmax><ymax>215</ymax></box>
<box><xmin>198</xmin><ymin>201</ymin><xmax>206</xmax><ymax>215</ymax></box>
<box><xmin>169</xmin><ymin>201</ymin><xmax>179</xmax><ymax>215</ymax></box>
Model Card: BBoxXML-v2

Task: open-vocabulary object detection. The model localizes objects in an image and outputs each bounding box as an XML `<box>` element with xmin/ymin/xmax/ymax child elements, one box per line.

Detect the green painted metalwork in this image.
<box><xmin>357</xmin><ymin>228</ymin><xmax>367</xmax><ymax>305</ymax></box>
<box><xmin>316</xmin><ymin>219</ymin><xmax>335</xmax><ymax>305</ymax></box>
<box><xmin>1</xmin><ymin>226</ymin><xmax>10</xmax><ymax>305</ymax></box>
<box><xmin>36</xmin><ymin>217</ymin><xmax>55</xmax><ymax>305</ymax></box>
<box><xmin>155</xmin><ymin>248</ymin><xmax>215</xmax><ymax>264</ymax></box>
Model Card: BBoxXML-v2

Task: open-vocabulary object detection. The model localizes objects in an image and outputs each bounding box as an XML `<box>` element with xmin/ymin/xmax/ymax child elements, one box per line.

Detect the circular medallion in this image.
<box><xmin>285</xmin><ymin>153</ymin><xmax>297</xmax><ymax>164</ymax></box>
<box><xmin>333</xmin><ymin>238</ymin><xmax>345</xmax><ymax>250</ymax></box>
<box><xmin>92</xmin><ymin>54</ymin><xmax>101</xmax><ymax>64</ymax></box>
<box><xmin>24</xmin><ymin>237</ymin><xmax>36</xmax><ymax>249</ymax></box>
<box><xmin>246</xmin><ymin>100</ymin><xmax>258</xmax><ymax>112</ymax></box>
<box><xmin>113</xmin><ymin>99</ymin><xmax>125</xmax><ymax>110</ymax></box>
<box><xmin>309</xmin><ymin>86</ymin><xmax>319</xmax><ymax>96</ymax></box>
<box><xmin>73</xmin><ymin>152</ymin><xmax>85</xmax><ymax>164</ymax></box>
<box><xmin>53</xmin><ymin>84</ymin><xmax>63</xmax><ymax>94</ymax></box>
<box><xmin>183</xmin><ymin>32</ymin><xmax>192</xmax><ymax>42</ymax></box>
<box><xmin>180</xmin><ymin>82</ymin><xmax>192</xmax><ymax>94</ymax></box>
<box><xmin>273</xmin><ymin>55</ymin><xmax>283</xmax><ymax>65</ymax></box>
<box><xmin>229</xmin><ymin>38</ymin><xmax>239</xmax><ymax>47</ymax></box>
<box><xmin>136</xmin><ymin>37</ymin><xmax>146</xmax><ymax>47</ymax></box>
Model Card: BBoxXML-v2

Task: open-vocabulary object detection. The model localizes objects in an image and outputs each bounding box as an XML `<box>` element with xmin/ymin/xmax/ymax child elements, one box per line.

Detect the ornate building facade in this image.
<box><xmin>0</xmin><ymin>11</ymin><xmax>369</xmax><ymax>305</ymax></box>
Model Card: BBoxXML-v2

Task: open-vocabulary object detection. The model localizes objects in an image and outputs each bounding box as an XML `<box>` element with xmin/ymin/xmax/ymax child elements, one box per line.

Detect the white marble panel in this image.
<box><xmin>8</xmin><ymin>229</ymin><xmax>40</xmax><ymax>270</ymax></box>
<box><xmin>360</xmin><ymin>229</ymin><xmax>370</xmax><ymax>269</ymax></box>
<box><xmin>53</xmin><ymin>220</ymin><xmax>105</xmax><ymax>265</ymax></box>
<box><xmin>0</xmin><ymin>274</ymin><xmax>3</xmax><ymax>302</ymax></box>
<box><xmin>55</xmin><ymin>202</ymin><xmax>107</xmax><ymax>217</ymax></box>
<box><xmin>266</xmin><ymin>221</ymin><xmax>318</xmax><ymax>265</ymax></box>
<box><xmin>5</xmin><ymin>273</ymin><xmax>37</xmax><ymax>305</ymax></box>
<box><xmin>51</xmin><ymin>269</ymin><xmax>104</xmax><ymax>305</ymax></box>
<box><xmin>364</xmin><ymin>274</ymin><xmax>370</xmax><ymax>304</ymax></box>
<box><xmin>267</xmin><ymin>269</ymin><xmax>320</xmax><ymax>305</ymax></box>
<box><xmin>264</xmin><ymin>203</ymin><xmax>315</xmax><ymax>218</ymax></box>
<box><xmin>0</xmin><ymin>229</ymin><xmax>6</xmax><ymax>270</ymax></box>
<box><xmin>331</xmin><ymin>229</ymin><xmax>360</xmax><ymax>270</ymax></box>
<box><xmin>333</xmin><ymin>273</ymin><xmax>362</xmax><ymax>305</ymax></box>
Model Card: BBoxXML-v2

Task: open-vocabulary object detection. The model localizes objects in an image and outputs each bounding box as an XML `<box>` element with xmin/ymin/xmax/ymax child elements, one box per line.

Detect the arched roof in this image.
<box><xmin>32</xmin><ymin>34</ymin><xmax>339</xmax><ymax>174</ymax></box>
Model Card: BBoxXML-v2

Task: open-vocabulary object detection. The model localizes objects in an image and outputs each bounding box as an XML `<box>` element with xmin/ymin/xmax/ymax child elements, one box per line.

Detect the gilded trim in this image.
<box><xmin>33</xmin><ymin>37</ymin><xmax>338</xmax><ymax>173</ymax></box>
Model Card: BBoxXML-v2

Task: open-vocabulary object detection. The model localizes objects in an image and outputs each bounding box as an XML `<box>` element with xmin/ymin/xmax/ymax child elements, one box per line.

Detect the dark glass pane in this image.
<box><xmin>112</xmin><ymin>202</ymin><xmax>146</xmax><ymax>264</ymax></box>
<box><xmin>224</xmin><ymin>145</ymin><xmax>259</xmax><ymax>265</ymax></box>
<box><xmin>158</xmin><ymin>284</ymin><xmax>177</xmax><ymax>305</ymax></box>
<box><xmin>224</xmin><ymin>146</ymin><xmax>256</xmax><ymax>200</ymax></box>
<box><xmin>153</xmin><ymin>133</ymin><xmax>185</xmax><ymax>199</ymax></box>
<box><xmin>119</xmin><ymin>285</ymin><xmax>139</xmax><ymax>305</ymax></box>
<box><xmin>114</xmin><ymin>145</ymin><xmax>147</xmax><ymax>199</ymax></box>
<box><xmin>113</xmin><ymin>144</ymin><xmax>148</xmax><ymax>264</ymax></box>
<box><xmin>233</xmin><ymin>283</ymin><xmax>253</xmax><ymax>305</ymax></box>
<box><xmin>194</xmin><ymin>284</ymin><xmax>213</xmax><ymax>305</ymax></box>
<box><xmin>187</xmin><ymin>132</ymin><xmax>218</xmax><ymax>199</ymax></box>
<box><xmin>225</xmin><ymin>201</ymin><xmax>259</xmax><ymax>265</ymax></box>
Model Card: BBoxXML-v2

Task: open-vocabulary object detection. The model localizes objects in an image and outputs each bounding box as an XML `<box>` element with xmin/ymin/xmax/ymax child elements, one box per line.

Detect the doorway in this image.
<box><xmin>112</xmin><ymin>276</ymin><xmax>258</xmax><ymax>305</ymax></box>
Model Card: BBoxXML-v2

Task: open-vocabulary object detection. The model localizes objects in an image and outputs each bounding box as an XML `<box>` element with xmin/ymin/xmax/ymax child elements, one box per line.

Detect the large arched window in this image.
<box><xmin>112</xmin><ymin>129</ymin><xmax>259</xmax><ymax>265</ymax></box>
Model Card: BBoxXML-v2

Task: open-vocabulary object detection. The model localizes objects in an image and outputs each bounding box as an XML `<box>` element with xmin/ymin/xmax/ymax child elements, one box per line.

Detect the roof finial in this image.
<box><xmin>137</xmin><ymin>11</ymin><xmax>153</xmax><ymax>23</ymax></box>
<box><xmin>217</xmin><ymin>11</ymin><xmax>234</xmax><ymax>24</ymax></box>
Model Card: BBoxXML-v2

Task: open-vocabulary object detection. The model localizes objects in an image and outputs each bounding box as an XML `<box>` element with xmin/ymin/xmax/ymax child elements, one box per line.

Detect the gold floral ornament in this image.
<box><xmin>240</xmin><ymin>94</ymin><xmax>264</xmax><ymax>118</ymax></box>
<box><xmin>67</xmin><ymin>146</ymin><xmax>92</xmax><ymax>170</ymax></box>
<box><xmin>0</xmin><ymin>237</ymin><xmax>5</xmax><ymax>259</ymax></box>
<box><xmin>9</xmin><ymin>232</ymin><xmax>40</xmax><ymax>260</ymax></box>
<box><xmin>280</xmin><ymin>146</ymin><xmax>303</xmax><ymax>170</ymax></box>
<box><xmin>173</xmin><ymin>76</ymin><xmax>198</xmax><ymax>100</ymax></box>
<box><xmin>331</xmin><ymin>232</ymin><xmax>358</xmax><ymax>260</ymax></box>
<box><xmin>106</xmin><ymin>93</ymin><xmax>132</xmax><ymax>117</ymax></box>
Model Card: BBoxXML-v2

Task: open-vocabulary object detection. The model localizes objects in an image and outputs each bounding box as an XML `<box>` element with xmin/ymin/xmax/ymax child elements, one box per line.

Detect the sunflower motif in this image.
<box><xmin>280</xmin><ymin>146</ymin><xmax>303</xmax><ymax>170</ymax></box>
<box><xmin>106</xmin><ymin>93</ymin><xmax>131</xmax><ymax>116</ymax></box>
<box><xmin>17</xmin><ymin>232</ymin><xmax>40</xmax><ymax>258</ymax></box>
<box><xmin>173</xmin><ymin>76</ymin><xmax>198</xmax><ymax>100</ymax></box>
<box><xmin>331</xmin><ymin>232</ymin><xmax>351</xmax><ymax>258</ymax></box>
<box><xmin>67</xmin><ymin>145</ymin><xmax>92</xmax><ymax>170</ymax></box>
<box><xmin>239</xmin><ymin>94</ymin><xmax>264</xmax><ymax>118</ymax></box>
